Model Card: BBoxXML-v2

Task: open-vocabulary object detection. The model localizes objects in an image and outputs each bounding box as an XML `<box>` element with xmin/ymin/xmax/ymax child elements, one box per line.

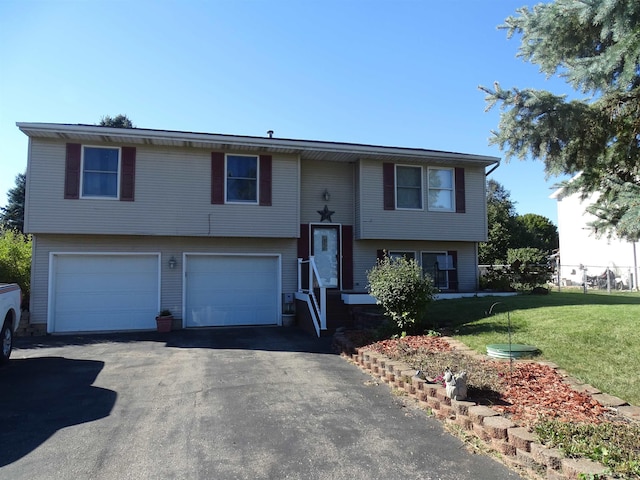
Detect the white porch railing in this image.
<box><xmin>296</xmin><ymin>256</ymin><xmax>327</xmax><ymax>336</ymax></box>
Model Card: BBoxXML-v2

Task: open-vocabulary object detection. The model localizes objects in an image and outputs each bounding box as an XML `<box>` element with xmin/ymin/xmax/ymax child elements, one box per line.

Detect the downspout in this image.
<box><xmin>475</xmin><ymin>242</ymin><xmax>480</xmax><ymax>292</ymax></box>
<box><xmin>485</xmin><ymin>159</ymin><xmax>501</xmax><ymax>177</ymax></box>
<box><xmin>479</xmin><ymin>159</ymin><xmax>500</xmax><ymax>292</ymax></box>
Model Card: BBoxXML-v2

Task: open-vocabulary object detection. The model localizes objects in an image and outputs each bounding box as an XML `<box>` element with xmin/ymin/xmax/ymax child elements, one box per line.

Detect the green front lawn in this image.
<box><xmin>426</xmin><ymin>289</ymin><xmax>640</xmax><ymax>406</ymax></box>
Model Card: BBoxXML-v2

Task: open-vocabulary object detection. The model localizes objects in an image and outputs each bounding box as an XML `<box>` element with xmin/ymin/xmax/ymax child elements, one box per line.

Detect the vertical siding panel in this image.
<box><xmin>299</xmin><ymin>159</ymin><xmax>354</xmax><ymax>225</ymax></box>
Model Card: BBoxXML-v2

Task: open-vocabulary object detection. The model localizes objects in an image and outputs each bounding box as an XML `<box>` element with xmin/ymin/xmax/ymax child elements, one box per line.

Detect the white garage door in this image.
<box><xmin>51</xmin><ymin>254</ymin><xmax>160</xmax><ymax>333</ymax></box>
<box><xmin>185</xmin><ymin>255</ymin><xmax>280</xmax><ymax>327</ymax></box>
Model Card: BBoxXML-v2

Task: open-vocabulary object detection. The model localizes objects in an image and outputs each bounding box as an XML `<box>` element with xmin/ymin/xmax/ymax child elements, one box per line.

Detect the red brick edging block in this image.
<box><xmin>333</xmin><ymin>332</ymin><xmax>613</xmax><ymax>480</ymax></box>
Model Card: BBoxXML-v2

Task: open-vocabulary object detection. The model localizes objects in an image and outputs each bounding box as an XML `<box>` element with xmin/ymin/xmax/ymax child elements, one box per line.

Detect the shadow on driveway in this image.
<box><xmin>0</xmin><ymin>357</ymin><xmax>116</xmax><ymax>467</ymax></box>
<box><xmin>14</xmin><ymin>326</ymin><xmax>336</xmax><ymax>354</ymax></box>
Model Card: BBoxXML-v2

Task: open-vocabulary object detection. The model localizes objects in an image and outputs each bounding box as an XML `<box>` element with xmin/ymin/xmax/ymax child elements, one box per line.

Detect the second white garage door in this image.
<box><xmin>185</xmin><ymin>254</ymin><xmax>280</xmax><ymax>327</ymax></box>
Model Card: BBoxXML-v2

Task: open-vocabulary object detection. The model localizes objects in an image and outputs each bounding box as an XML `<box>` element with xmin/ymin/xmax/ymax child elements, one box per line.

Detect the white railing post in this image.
<box><xmin>308</xmin><ymin>255</ymin><xmax>315</xmax><ymax>291</ymax></box>
<box><xmin>296</xmin><ymin>256</ymin><xmax>328</xmax><ymax>337</ymax></box>
<box><xmin>320</xmin><ymin>286</ymin><xmax>326</xmax><ymax>330</ymax></box>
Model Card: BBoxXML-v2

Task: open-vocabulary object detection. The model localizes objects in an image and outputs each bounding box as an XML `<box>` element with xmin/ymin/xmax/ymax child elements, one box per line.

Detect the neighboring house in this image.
<box><xmin>550</xmin><ymin>184</ymin><xmax>639</xmax><ymax>289</ymax></box>
<box><xmin>18</xmin><ymin>122</ymin><xmax>499</xmax><ymax>335</ymax></box>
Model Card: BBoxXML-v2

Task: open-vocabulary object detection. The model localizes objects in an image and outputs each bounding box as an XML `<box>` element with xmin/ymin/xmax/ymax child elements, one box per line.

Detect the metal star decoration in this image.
<box><xmin>317</xmin><ymin>205</ymin><xmax>335</xmax><ymax>222</ymax></box>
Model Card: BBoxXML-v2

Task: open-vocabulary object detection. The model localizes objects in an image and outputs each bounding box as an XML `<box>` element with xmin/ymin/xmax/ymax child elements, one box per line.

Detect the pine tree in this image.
<box><xmin>481</xmin><ymin>0</ymin><xmax>640</xmax><ymax>241</ymax></box>
<box><xmin>99</xmin><ymin>114</ymin><xmax>134</xmax><ymax>128</ymax></box>
<box><xmin>1</xmin><ymin>172</ymin><xmax>26</xmax><ymax>233</ymax></box>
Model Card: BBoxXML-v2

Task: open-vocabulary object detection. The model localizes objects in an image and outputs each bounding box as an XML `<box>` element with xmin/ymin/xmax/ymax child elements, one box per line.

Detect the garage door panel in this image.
<box><xmin>55</xmin><ymin>291</ymin><xmax>159</xmax><ymax>311</ymax></box>
<box><xmin>56</xmin><ymin>272</ymin><xmax>157</xmax><ymax>294</ymax></box>
<box><xmin>186</xmin><ymin>255</ymin><xmax>279</xmax><ymax>327</ymax></box>
<box><xmin>60</xmin><ymin>312</ymin><xmax>156</xmax><ymax>331</ymax></box>
<box><xmin>52</xmin><ymin>254</ymin><xmax>159</xmax><ymax>333</ymax></box>
<box><xmin>56</xmin><ymin>256</ymin><xmax>156</xmax><ymax>274</ymax></box>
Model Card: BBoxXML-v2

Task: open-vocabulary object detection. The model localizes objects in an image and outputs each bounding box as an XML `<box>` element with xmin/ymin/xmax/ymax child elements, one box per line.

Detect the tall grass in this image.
<box><xmin>425</xmin><ymin>290</ymin><xmax>640</xmax><ymax>405</ymax></box>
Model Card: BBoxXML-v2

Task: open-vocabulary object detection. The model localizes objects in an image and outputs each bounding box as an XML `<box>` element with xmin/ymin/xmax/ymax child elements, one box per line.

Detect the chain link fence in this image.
<box><xmin>479</xmin><ymin>262</ymin><xmax>640</xmax><ymax>292</ymax></box>
<box><xmin>552</xmin><ymin>263</ymin><xmax>639</xmax><ymax>292</ymax></box>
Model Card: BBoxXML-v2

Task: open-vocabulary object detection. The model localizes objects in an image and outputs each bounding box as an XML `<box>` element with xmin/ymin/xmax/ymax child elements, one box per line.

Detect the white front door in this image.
<box><xmin>311</xmin><ymin>225</ymin><xmax>340</xmax><ymax>288</ymax></box>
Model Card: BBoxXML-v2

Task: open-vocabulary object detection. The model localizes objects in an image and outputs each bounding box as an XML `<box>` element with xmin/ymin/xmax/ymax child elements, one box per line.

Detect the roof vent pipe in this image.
<box><xmin>267</xmin><ymin>130</ymin><xmax>274</xmax><ymax>139</ymax></box>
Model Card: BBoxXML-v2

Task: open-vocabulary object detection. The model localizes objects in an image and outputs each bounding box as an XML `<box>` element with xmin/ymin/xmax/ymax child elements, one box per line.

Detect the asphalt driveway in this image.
<box><xmin>1</xmin><ymin>327</ymin><xmax>522</xmax><ymax>480</ymax></box>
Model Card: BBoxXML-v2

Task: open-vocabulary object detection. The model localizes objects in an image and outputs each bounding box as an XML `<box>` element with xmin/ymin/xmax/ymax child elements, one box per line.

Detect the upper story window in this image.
<box><xmin>226</xmin><ymin>154</ymin><xmax>258</xmax><ymax>203</ymax></box>
<box><xmin>428</xmin><ymin>168</ymin><xmax>454</xmax><ymax>211</ymax></box>
<box><xmin>82</xmin><ymin>146</ymin><xmax>120</xmax><ymax>199</ymax></box>
<box><xmin>396</xmin><ymin>165</ymin><xmax>423</xmax><ymax>209</ymax></box>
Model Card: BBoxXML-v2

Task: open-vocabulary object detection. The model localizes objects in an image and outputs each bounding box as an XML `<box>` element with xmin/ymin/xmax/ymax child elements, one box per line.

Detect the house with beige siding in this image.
<box><xmin>18</xmin><ymin>122</ymin><xmax>499</xmax><ymax>336</ymax></box>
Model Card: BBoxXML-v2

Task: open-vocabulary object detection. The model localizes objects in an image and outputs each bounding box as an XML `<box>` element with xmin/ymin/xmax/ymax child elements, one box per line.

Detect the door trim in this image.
<box><xmin>310</xmin><ymin>223</ymin><xmax>342</xmax><ymax>289</ymax></box>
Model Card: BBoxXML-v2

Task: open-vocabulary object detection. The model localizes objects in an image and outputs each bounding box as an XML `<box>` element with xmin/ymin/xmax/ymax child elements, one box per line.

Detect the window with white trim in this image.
<box><xmin>226</xmin><ymin>154</ymin><xmax>258</xmax><ymax>203</ymax></box>
<box><xmin>421</xmin><ymin>251</ymin><xmax>453</xmax><ymax>289</ymax></box>
<box><xmin>396</xmin><ymin>165</ymin><xmax>423</xmax><ymax>209</ymax></box>
<box><xmin>81</xmin><ymin>146</ymin><xmax>120</xmax><ymax>198</ymax></box>
<box><xmin>427</xmin><ymin>167</ymin><xmax>454</xmax><ymax>211</ymax></box>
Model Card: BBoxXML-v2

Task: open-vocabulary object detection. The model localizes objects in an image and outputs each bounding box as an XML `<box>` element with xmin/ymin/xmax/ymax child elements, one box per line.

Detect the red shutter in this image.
<box><xmin>342</xmin><ymin>225</ymin><xmax>354</xmax><ymax>290</ymax></box>
<box><xmin>64</xmin><ymin>143</ymin><xmax>81</xmax><ymax>199</ymax></box>
<box><xmin>298</xmin><ymin>224</ymin><xmax>310</xmax><ymax>260</ymax></box>
<box><xmin>447</xmin><ymin>250</ymin><xmax>459</xmax><ymax>291</ymax></box>
<box><xmin>120</xmin><ymin>147</ymin><xmax>136</xmax><ymax>201</ymax></box>
<box><xmin>298</xmin><ymin>224</ymin><xmax>310</xmax><ymax>290</ymax></box>
<box><xmin>383</xmin><ymin>163</ymin><xmax>395</xmax><ymax>210</ymax></box>
<box><xmin>455</xmin><ymin>168</ymin><xmax>465</xmax><ymax>213</ymax></box>
<box><xmin>211</xmin><ymin>152</ymin><xmax>225</xmax><ymax>204</ymax></box>
<box><xmin>259</xmin><ymin>154</ymin><xmax>272</xmax><ymax>206</ymax></box>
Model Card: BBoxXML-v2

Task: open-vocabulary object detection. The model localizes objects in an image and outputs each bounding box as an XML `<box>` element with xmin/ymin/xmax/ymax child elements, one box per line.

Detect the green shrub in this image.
<box><xmin>535</xmin><ymin>419</ymin><xmax>640</xmax><ymax>478</ymax></box>
<box><xmin>479</xmin><ymin>266</ymin><xmax>514</xmax><ymax>292</ymax></box>
<box><xmin>507</xmin><ymin>247</ymin><xmax>553</xmax><ymax>291</ymax></box>
<box><xmin>0</xmin><ymin>229</ymin><xmax>32</xmax><ymax>306</ymax></box>
<box><xmin>367</xmin><ymin>255</ymin><xmax>437</xmax><ymax>333</ymax></box>
<box><xmin>479</xmin><ymin>248</ymin><xmax>552</xmax><ymax>292</ymax></box>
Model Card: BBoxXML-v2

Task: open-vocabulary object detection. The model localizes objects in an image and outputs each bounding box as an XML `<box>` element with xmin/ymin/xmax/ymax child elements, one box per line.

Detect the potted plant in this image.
<box><xmin>155</xmin><ymin>309</ymin><xmax>173</xmax><ymax>333</ymax></box>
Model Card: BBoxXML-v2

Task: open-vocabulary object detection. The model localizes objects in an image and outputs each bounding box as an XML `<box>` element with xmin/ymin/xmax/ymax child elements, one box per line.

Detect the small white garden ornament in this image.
<box><xmin>444</xmin><ymin>369</ymin><xmax>468</xmax><ymax>401</ymax></box>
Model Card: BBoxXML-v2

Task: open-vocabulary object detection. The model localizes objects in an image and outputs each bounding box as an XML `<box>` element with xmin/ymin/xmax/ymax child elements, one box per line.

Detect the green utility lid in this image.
<box><xmin>486</xmin><ymin>344</ymin><xmax>540</xmax><ymax>359</ymax></box>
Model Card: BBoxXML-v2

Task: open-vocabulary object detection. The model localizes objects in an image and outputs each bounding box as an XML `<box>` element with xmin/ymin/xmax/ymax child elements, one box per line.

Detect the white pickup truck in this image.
<box><xmin>0</xmin><ymin>283</ymin><xmax>21</xmax><ymax>364</ymax></box>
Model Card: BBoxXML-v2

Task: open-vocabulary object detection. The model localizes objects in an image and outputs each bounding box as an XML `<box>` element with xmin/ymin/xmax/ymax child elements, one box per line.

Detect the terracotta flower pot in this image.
<box><xmin>155</xmin><ymin>315</ymin><xmax>173</xmax><ymax>333</ymax></box>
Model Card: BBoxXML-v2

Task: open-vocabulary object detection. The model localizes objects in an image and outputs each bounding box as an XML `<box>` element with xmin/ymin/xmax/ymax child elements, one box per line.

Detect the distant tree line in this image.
<box><xmin>479</xmin><ymin>179</ymin><xmax>558</xmax><ymax>266</ymax></box>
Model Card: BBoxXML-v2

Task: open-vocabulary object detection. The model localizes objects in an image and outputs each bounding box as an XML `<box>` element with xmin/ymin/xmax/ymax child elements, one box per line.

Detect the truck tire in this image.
<box><xmin>0</xmin><ymin>319</ymin><xmax>12</xmax><ymax>364</ymax></box>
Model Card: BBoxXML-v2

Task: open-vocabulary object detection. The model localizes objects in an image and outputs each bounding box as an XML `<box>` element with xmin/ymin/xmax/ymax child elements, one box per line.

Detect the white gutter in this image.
<box><xmin>17</xmin><ymin>122</ymin><xmax>500</xmax><ymax>166</ymax></box>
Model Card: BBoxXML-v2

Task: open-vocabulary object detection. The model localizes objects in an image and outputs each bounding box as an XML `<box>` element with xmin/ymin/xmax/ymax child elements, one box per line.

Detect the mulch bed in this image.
<box><xmin>348</xmin><ymin>333</ymin><xmax>610</xmax><ymax>427</ymax></box>
<box><xmin>496</xmin><ymin>362</ymin><xmax>608</xmax><ymax>425</ymax></box>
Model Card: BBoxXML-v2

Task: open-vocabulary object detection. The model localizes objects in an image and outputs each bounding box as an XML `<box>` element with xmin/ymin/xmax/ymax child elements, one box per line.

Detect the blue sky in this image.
<box><xmin>0</xmin><ymin>0</ymin><xmax>571</xmax><ymax>223</ymax></box>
